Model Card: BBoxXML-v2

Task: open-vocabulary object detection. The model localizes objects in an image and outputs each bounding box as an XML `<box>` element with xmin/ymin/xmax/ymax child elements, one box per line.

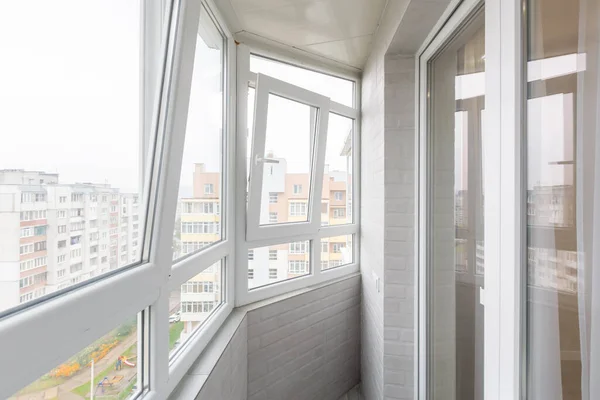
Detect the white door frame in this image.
<box><xmin>415</xmin><ymin>0</ymin><xmax>525</xmax><ymax>398</ymax></box>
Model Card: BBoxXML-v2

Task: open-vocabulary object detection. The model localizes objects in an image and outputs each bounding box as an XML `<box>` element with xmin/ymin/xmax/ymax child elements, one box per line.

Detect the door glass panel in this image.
<box><xmin>428</xmin><ymin>12</ymin><xmax>485</xmax><ymax>400</ymax></box>
<box><xmin>257</xmin><ymin>94</ymin><xmax>317</xmax><ymax>226</ymax></box>
<box><xmin>526</xmin><ymin>0</ymin><xmax>599</xmax><ymax>398</ymax></box>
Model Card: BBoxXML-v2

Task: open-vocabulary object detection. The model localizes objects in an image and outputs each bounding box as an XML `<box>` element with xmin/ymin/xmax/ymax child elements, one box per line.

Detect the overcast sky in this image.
<box><xmin>0</xmin><ymin>1</ymin><xmax>354</xmax><ymax>197</ymax></box>
<box><xmin>0</xmin><ymin>0</ymin><xmax>142</xmax><ymax>192</ymax></box>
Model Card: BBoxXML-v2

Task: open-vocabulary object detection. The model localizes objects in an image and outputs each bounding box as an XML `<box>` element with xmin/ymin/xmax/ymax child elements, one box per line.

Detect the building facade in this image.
<box><xmin>0</xmin><ymin>170</ymin><xmax>141</xmax><ymax>312</ymax></box>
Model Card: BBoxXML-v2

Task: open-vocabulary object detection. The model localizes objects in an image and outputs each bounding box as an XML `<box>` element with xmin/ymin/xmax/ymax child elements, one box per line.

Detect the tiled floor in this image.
<box><xmin>337</xmin><ymin>384</ymin><xmax>361</xmax><ymax>400</ymax></box>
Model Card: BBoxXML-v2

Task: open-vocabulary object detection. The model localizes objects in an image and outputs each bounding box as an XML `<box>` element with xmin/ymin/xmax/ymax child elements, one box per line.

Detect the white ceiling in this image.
<box><xmin>219</xmin><ymin>0</ymin><xmax>388</xmax><ymax>70</ymax></box>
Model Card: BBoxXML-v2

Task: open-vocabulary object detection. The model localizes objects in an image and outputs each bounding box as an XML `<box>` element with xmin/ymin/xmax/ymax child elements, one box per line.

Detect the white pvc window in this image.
<box><xmin>247</xmin><ymin>73</ymin><xmax>330</xmax><ymax>241</ymax></box>
<box><xmin>236</xmin><ymin>46</ymin><xmax>360</xmax><ymax>305</ymax></box>
<box><xmin>1</xmin><ymin>1</ymin><xmax>236</xmax><ymax>399</ymax></box>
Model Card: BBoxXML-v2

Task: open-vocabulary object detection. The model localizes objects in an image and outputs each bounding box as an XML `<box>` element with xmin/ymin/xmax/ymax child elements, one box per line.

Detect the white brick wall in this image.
<box><xmin>246</xmin><ymin>276</ymin><xmax>361</xmax><ymax>400</ymax></box>
<box><xmin>360</xmin><ymin>1</ymin><xmax>412</xmax><ymax>399</ymax></box>
<box><xmin>383</xmin><ymin>54</ymin><xmax>416</xmax><ymax>400</ymax></box>
<box><xmin>195</xmin><ymin>316</ymin><xmax>248</xmax><ymax>400</ymax></box>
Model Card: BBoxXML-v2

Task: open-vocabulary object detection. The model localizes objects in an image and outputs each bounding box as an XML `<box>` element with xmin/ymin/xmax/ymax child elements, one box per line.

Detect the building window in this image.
<box><xmin>334</xmin><ymin>191</ymin><xmax>343</xmax><ymax>201</ymax></box>
<box><xmin>70</xmin><ymin>263</ymin><xmax>83</xmax><ymax>273</ymax></box>
<box><xmin>20</xmin><ymin>227</ymin><xmax>34</xmax><ymax>238</ymax></box>
<box><xmin>332</xmin><ymin>208</ymin><xmax>346</xmax><ymax>218</ymax></box>
<box><xmin>269</xmin><ymin>250</ymin><xmax>277</xmax><ymax>260</ymax></box>
<box><xmin>248</xmin><ymin>250</ymin><xmax>254</xmax><ymax>260</ymax></box>
<box><xmin>58</xmin><ymin>210</ymin><xmax>66</xmax><ymax>218</ymax></box>
<box><xmin>269</xmin><ymin>269</ymin><xmax>278</xmax><ymax>279</ymax></box>
<box><xmin>269</xmin><ymin>192</ymin><xmax>278</xmax><ymax>203</ymax></box>
<box><xmin>57</xmin><ymin>269</ymin><xmax>66</xmax><ymax>278</ymax></box>
<box><xmin>59</xmin><ymin>196</ymin><xmax>67</xmax><ymax>203</ymax></box>
<box><xmin>204</xmin><ymin>183</ymin><xmax>214</xmax><ymax>194</ymax></box>
<box><xmin>332</xmin><ymin>243</ymin><xmax>345</xmax><ymax>253</ymax></box>
<box><xmin>57</xmin><ymin>255</ymin><xmax>66</xmax><ymax>264</ymax></box>
<box><xmin>321</xmin><ymin>242</ymin><xmax>328</xmax><ymax>253</ymax></box>
<box><xmin>33</xmin><ymin>241</ymin><xmax>46</xmax><ymax>252</ymax></box>
<box><xmin>293</xmin><ymin>184</ymin><xmax>302</xmax><ymax>194</ymax></box>
<box><xmin>288</xmin><ymin>260</ymin><xmax>308</xmax><ymax>274</ymax></box>
<box><xmin>269</xmin><ymin>212</ymin><xmax>278</xmax><ymax>223</ymax></box>
<box><xmin>289</xmin><ymin>241</ymin><xmax>307</xmax><ymax>254</ymax></box>
<box><xmin>289</xmin><ymin>202</ymin><xmax>307</xmax><ymax>216</ymax></box>
<box><xmin>248</xmin><ymin>269</ymin><xmax>254</xmax><ymax>280</ymax></box>
<box><xmin>57</xmin><ymin>240</ymin><xmax>66</xmax><ymax>249</ymax></box>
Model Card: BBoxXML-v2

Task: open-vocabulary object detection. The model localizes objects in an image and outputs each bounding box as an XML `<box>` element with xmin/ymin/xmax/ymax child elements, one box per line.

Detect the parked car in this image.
<box><xmin>169</xmin><ymin>311</ymin><xmax>181</xmax><ymax>323</ymax></box>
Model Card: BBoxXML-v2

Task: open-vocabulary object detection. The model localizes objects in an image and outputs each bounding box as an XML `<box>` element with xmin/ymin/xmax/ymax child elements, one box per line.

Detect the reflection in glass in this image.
<box><xmin>526</xmin><ymin>0</ymin><xmax>600</xmax><ymax>398</ymax></box>
<box><xmin>428</xmin><ymin>12</ymin><xmax>485</xmax><ymax>400</ymax></box>
<box><xmin>169</xmin><ymin>261</ymin><xmax>223</xmax><ymax>357</ymax></box>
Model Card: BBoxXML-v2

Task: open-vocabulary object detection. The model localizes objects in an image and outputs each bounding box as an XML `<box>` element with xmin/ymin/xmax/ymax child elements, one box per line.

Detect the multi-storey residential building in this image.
<box><xmin>0</xmin><ymin>170</ymin><xmax>141</xmax><ymax>312</ymax></box>
<box><xmin>170</xmin><ymin>158</ymin><xmax>354</xmax><ymax>341</ymax></box>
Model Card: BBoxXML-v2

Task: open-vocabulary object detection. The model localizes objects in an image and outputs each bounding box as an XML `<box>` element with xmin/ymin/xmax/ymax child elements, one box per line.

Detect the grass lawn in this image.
<box><xmin>72</xmin><ymin>363</ymin><xmax>115</xmax><ymax>397</ymax></box>
<box><xmin>118</xmin><ymin>379</ymin><xmax>137</xmax><ymax>400</ymax></box>
<box><xmin>122</xmin><ymin>343</ymin><xmax>137</xmax><ymax>359</ymax></box>
<box><xmin>169</xmin><ymin>321</ymin><xmax>184</xmax><ymax>351</ymax></box>
<box><xmin>17</xmin><ymin>376</ymin><xmax>67</xmax><ymax>395</ymax></box>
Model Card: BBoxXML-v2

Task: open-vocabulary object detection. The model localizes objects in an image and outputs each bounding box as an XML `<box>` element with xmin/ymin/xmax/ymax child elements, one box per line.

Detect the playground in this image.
<box><xmin>10</xmin><ymin>320</ymin><xmax>185</xmax><ymax>400</ymax></box>
<box><xmin>10</xmin><ymin>326</ymin><xmax>138</xmax><ymax>400</ymax></box>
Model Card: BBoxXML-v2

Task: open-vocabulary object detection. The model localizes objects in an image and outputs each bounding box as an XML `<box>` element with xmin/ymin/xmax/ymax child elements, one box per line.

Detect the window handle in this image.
<box><xmin>255</xmin><ymin>155</ymin><xmax>280</xmax><ymax>165</ymax></box>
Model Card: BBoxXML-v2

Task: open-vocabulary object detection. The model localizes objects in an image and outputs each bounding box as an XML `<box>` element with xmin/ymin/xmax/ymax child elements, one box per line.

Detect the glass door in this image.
<box><xmin>421</xmin><ymin>4</ymin><xmax>488</xmax><ymax>400</ymax></box>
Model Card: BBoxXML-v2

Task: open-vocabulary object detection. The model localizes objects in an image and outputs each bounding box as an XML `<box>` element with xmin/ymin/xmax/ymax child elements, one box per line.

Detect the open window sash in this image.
<box><xmin>247</xmin><ymin>73</ymin><xmax>330</xmax><ymax>242</ymax></box>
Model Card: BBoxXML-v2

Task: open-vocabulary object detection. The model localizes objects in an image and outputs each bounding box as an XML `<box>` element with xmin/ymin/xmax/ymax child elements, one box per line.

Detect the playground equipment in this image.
<box><xmin>96</xmin><ymin>375</ymin><xmax>124</xmax><ymax>394</ymax></box>
<box><xmin>122</xmin><ymin>357</ymin><xmax>135</xmax><ymax>367</ymax></box>
<box><xmin>119</xmin><ymin>355</ymin><xmax>137</xmax><ymax>367</ymax></box>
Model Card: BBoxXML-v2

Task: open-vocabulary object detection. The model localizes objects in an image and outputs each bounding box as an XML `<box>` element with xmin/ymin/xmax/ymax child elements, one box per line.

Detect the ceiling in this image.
<box><xmin>218</xmin><ymin>0</ymin><xmax>388</xmax><ymax>70</ymax></box>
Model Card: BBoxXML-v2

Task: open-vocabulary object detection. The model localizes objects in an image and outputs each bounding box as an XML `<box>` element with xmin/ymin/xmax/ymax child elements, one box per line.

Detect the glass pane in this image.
<box><xmin>256</xmin><ymin>94</ymin><xmax>316</xmax><ymax>226</ymax></box>
<box><xmin>429</xmin><ymin>13</ymin><xmax>485</xmax><ymax>400</ymax></box>
<box><xmin>169</xmin><ymin>261</ymin><xmax>223</xmax><ymax>357</ymax></box>
<box><xmin>321</xmin><ymin>235</ymin><xmax>353</xmax><ymax>270</ymax></box>
<box><xmin>250</xmin><ymin>55</ymin><xmax>354</xmax><ymax>107</ymax></box>
<box><xmin>248</xmin><ymin>241</ymin><xmax>311</xmax><ymax>289</ymax></box>
<box><xmin>526</xmin><ymin>0</ymin><xmax>599</xmax><ymax>398</ymax></box>
<box><xmin>0</xmin><ymin>1</ymin><xmax>149</xmax><ymax>315</ymax></box>
<box><xmin>10</xmin><ymin>314</ymin><xmax>140</xmax><ymax>400</ymax></box>
<box><xmin>173</xmin><ymin>7</ymin><xmax>224</xmax><ymax>261</ymax></box>
<box><xmin>323</xmin><ymin>114</ymin><xmax>353</xmax><ymax>226</ymax></box>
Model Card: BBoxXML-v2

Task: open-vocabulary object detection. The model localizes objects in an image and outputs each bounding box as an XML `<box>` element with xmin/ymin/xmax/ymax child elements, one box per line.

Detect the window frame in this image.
<box><xmin>235</xmin><ymin>45</ymin><xmax>361</xmax><ymax>306</ymax></box>
<box><xmin>246</xmin><ymin>72</ymin><xmax>330</xmax><ymax>241</ymax></box>
<box><xmin>0</xmin><ymin>1</ymin><xmax>235</xmax><ymax>399</ymax></box>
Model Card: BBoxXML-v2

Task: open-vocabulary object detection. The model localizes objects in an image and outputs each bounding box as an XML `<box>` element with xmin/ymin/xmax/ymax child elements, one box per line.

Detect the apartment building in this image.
<box><xmin>0</xmin><ymin>170</ymin><xmax>141</xmax><ymax>312</ymax></box>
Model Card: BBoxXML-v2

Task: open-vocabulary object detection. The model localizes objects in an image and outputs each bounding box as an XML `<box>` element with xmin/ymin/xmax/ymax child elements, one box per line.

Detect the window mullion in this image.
<box><xmin>146</xmin><ymin>0</ymin><xmax>203</xmax><ymax>395</ymax></box>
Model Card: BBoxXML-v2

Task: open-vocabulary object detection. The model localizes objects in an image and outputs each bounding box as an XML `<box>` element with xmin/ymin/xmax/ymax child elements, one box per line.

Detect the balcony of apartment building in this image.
<box><xmin>3</xmin><ymin>1</ymin><xmax>600</xmax><ymax>400</ymax></box>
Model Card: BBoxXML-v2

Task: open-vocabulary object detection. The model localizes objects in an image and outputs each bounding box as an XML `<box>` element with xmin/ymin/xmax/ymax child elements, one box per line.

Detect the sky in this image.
<box><xmin>0</xmin><ymin>0</ymin><xmax>142</xmax><ymax>193</ymax></box>
<box><xmin>0</xmin><ymin>1</ymin><xmax>355</xmax><ymax>197</ymax></box>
